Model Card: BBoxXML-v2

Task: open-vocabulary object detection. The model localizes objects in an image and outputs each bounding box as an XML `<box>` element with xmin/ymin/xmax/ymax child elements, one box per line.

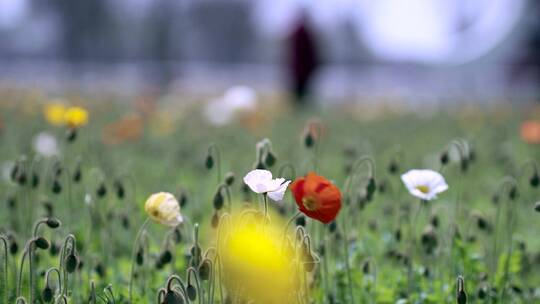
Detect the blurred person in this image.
<box><xmin>287</xmin><ymin>11</ymin><xmax>320</xmax><ymax>107</ymax></box>
<box><xmin>511</xmin><ymin>1</ymin><xmax>540</xmax><ymax>100</ymax></box>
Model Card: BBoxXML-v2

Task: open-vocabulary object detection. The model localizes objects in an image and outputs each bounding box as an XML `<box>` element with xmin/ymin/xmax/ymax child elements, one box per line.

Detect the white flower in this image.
<box><xmin>204</xmin><ymin>85</ymin><xmax>257</xmax><ymax>126</ymax></box>
<box><xmin>144</xmin><ymin>192</ymin><xmax>184</xmax><ymax>227</ymax></box>
<box><xmin>1</xmin><ymin>161</ymin><xmax>15</xmax><ymax>182</ymax></box>
<box><xmin>223</xmin><ymin>85</ymin><xmax>257</xmax><ymax>110</ymax></box>
<box><xmin>243</xmin><ymin>169</ymin><xmax>291</xmax><ymax>202</ymax></box>
<box><xmin>33</xmin><ymin>132</ymin><xmax>59</xmax><ymax>157</ymax></box>
<box><xmin>401</xmin><ymin>169</ymin><xmax>448</xmax><ymax>201</ymax></box>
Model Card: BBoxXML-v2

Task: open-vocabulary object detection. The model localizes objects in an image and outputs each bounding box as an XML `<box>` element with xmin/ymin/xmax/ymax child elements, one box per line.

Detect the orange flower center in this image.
<box><xmin>302</xmin><ymin>196</ymin><xmax>319</xmax><ymax>211</ymax></box>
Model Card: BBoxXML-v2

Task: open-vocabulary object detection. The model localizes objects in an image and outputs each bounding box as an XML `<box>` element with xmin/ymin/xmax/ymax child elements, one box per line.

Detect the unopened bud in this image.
<box><xmin>213</xmin><ymin>190</ymin><xmax>224</xmax><ymax>210</ymax></box>
<box><xmin>366</xmin><ymin>177</ymin><xmax>376</xmax><ymax>198</ymax></box>
<box><xmin>31</xmin><ymin>172</ymin><xmax>40</xmax><ymax>188</ymax></box>
<box><xmin>457</xmin><ymin>276</ymin><xmax>467</xmax><ymax>304</ymax></box>
<box><xmin>51</xmin><ymin>179</ymin><xmax>62</xmax><ymax>194</ymax></box>
<box><xmin>66</xmin><ymin>128</ymin><xmax>77</xmax><ymax>142</ymax></box>
<box><xmin>225</xmin><ymin>172</ymin><xmax>235</xmax><ymax>186</ymax></box>
<box><xmin>199</xmin><ymin>259</ymin><xmax>211</xmax><ymax>280</ymax></box>
<box><xmin>440</xmin><ymin>152</ymin><xmax>449</xmax><ymax>165</ymax></box>
<box><xmin>508</xmin><ymin>186</ymin><xmax>518</xmax><ymax>201</ymax></box>
<box><xmin>96</xmin><ymin>183</ymin><xmax>107</xmax><ymax>198</ymax></box>
<box><xmin>161</xmin><ymin>250</ymin><xmax>173</xmax><ymax>265</ymax></box>
<box><xmin>73</xmin><ymin>165</ymin><xmax>81</xmax><ymax>183</ymax></box>
<box><xmin>530</xmin><ymin>173</ymin><xmax>539</xmax><ymax>188</ymax></box>
<box><xmin>42</xmin><ymin>285</ymin><xmax>54</xmax><ymax>302</ymax></box>
<box><xmin>34</xmin><ymin>237</ymin><xmax>50</xmax><ymax>250</ymax></box>
<box><xmin>46</xmin><ymin>218</ymin><xmax>61</xmax><ymax>228</ymax></box>
<box><xmin>164</xmin><ymin>290</ymin><xmax>185</xmax><ymax>304</ymax></box>
<box><xmin>328</xmin><ymin>220</ymin><xmax>337</xmax><ymax>233</ymax></box>
<box><xmin>136</xmin><ymin>247</ymin><xmax>144</xmax><ymax>265</ymax></box>
<box><xmin>65</xmin><ymin>253</ymin><xmax>79</xmax><ymax>273</ymax></box>
<box><xmin>264</xmin><ymin>151</ymin><xmax>277</xmax><ymax>167</ymax></box>
<box><xmin>205</xmin><ymin>154</ymin><xmax>214</xmax><ymax>169</ymax></box>
<box><xmin>304</xmin><ymin>131</ymin><xmax>315</xmax><ymax>148</ymax></box>
<box><xmin>295</xmin><ymin>215</ymin><xmax>306</xmax><ymax>227</ymax></box>
<box><xmin>211</xmin><ymin>212</ymin><xmax>219</xmax><ymax>228</ymax></box>
<box><xmin>534</xmin><ymin>201</ymin><xmax>540</xmax><ymax>213</ymax></box>
<box><xmin>186</xmin><ymin>284</ymin><xmax>197</xmax><ymax>301</ymax></box>
<box><xmin>388</xmin><ymin>160</ymin><xmax>399</xmax><ymax>175</ymax></box>
<box><xmin>9</xmin><ymin>237</ymin><xmax>18</xmax><ymax>254</ymax></box>
<box><xmin>114</xmin><ymin>180</ymin><xmax>125</xmax><ymax>199</ymax></box>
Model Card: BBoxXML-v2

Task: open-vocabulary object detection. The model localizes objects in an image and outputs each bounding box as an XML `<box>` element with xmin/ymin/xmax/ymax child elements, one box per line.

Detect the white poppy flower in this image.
<box><xmin>144</xmin><ymin>192</ymin><xmax>184</xmax><ymax>227</ymax></box>
<box><xmin>222</xmin><ymin>85</ymin><xmax>257</xmax><ymax>110</ymax></box>
<box><xmin>204</xmin><ymin>85</ymin><xmax>257</xmax><ymax>126</ymax></box>
<box><xmin>401</xmin><ymin>169</ymin><xmax>448</xmax><ymax>201</ymax></box>
<box><xmin>243</xmin><ymin>169</ymin><xmax>291</xmax><ymax>202</ymax></box>
<box><xmin>33</xmin><ymin>132</ymin><xmax>59</xmax><ymax>157</ymax></box>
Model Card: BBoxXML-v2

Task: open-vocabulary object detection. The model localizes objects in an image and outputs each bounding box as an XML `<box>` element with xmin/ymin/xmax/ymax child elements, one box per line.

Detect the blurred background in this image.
<box><xmin>0</xmin><ymin>0</ymin><xmax>539</xmax><ymax>104</ymax></box>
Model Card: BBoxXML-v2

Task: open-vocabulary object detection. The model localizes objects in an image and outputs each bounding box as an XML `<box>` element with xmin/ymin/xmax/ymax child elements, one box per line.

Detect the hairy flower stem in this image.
<box><xmin>17</xmin><ymin>240</ymin><xmax>38</xmax><ymax>303</ymax></box>
<box><xmin>58</xmin><ymin>234</ymin><xmax>76</xmax><ymax>297</ymax></box>
<box><xmin>263</xmin><ymin>194</ymin><xmax>269</xmax><ymax>223</ymax></box>
<box><xmin>129</xmin><ymin>218</ymin><xmax>150</xmax><ymax>302</ymax></box>
<box><xmin>45</xmin><ymin>267</ymin><xmax>62</xmax><ymax>300</ymax></box>
<box><xmin>0</xmin><ymin>235</ymin><xmax>8</xmax><ymax>303</ymax></box>
<box><xmin>341</xmin><ymin>219</ymin><xmax>355</xmax><ymax>303</ymax></box>
<box><xmin>281</xmin><ymin>211</ymin><xmax>301</xmax><ymax>250</ymax></box>
<box><xmin>407</xmin><ymin>201</ymin><xmax>423</xmax><ymax>295</ymax></box>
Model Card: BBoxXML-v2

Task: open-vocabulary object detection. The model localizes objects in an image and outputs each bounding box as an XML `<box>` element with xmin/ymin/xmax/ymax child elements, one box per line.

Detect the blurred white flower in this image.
<box><xmin>243</xmin><ymin>169</ymin><xmax>290</xmax><ymax>202</ymax></box>
<box><xmin>33</xmin><ymin>132</ymin><xmax>59</xmax><ymax>157</ymax></box>
<box><xmin>84</xmin><ymin>193</ymin><xmax>92</xmax><ymax>205</ymax></box>
<box><xmin>1</xmin><ymin>161</ymin><xmax>15</xmax><ymax>182</ymax></box>
<box><xmin>401</xmin><ymin>169</ymin><xmax>448</xmax><ymax>201</ymax></box>
<box><xmin>204</xmin><ymin>85</ymin><xmax>257</xmax><ymax>126</ymax></box>
<box><xmin>144</xmin><ymin>192</ymin><xmax>184</xmax><ymax>227</ymax></box>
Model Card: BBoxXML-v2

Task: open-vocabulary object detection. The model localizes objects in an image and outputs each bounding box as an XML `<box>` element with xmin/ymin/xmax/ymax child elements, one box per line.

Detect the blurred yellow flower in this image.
<box><xmin>44</xmin><ymin>103</ymin><xmax>66</xmax><ymax>126</ymax></box>
<box><xmin>64</xmin><ymin>106</ymin><xmax>89</xmax><ymax>128</ymax></box>
<box><xmin>144</xmin><ymin>192</ymin><xmax>183</xmax><ymax>227</ymax></box>
<box><xmin>221</xmin><ymin>215</ymin><xmax>297</xmax><ymax>303</ymax></box>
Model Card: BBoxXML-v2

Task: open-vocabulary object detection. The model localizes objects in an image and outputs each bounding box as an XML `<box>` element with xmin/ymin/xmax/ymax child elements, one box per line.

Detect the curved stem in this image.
<box><xmin>278</xmin><ymin>163</ymin><xmax>296</xmax><ymax>180</ymax></box>
<box><xmin>187</xmin><ymin>267</ymin><xmax>203</xmax><ymax>304</ymax></box>
<box><xmin>341</xmin><ymin>219</ymin><xmax>355</xmax><ymax>303</ymax></box>
<box><xmin>44</xmin><ymin>267</ymin><xmax>62</xmax><ymax>299</ymax></box>
<box><xmin>104</xmin><ymin>284</ymin><xmax>116</xmax><ymax>304</ymax></box>
<box><xmin>281</xmin><ymin>212</ymin><xmax>301</xmax><ymax>250</ymax></box>
<box><xmin>129</xmin><ymin>218</ymin><xmax>150</xmax><ymax>302</ymax></box>
<box><xmin>16</xmin><ymin>243</ymin><xmax>29</xmax><ymax>299</ymax></box>
<box><xmin>32</xmin><ymin>219</ymin><xmax>49</xmax><ymax>238</ymax></box>
<box><xmin>263</xmin><ymin>194</ymin><xmax>269</xmax><ymax>223</ymax></box>
<box><xmin>0</xmin><ymin>236</ymin><xmax>8</xmax><ymax>303</ymax></box>
<box><xmin>59</xmin><ymin>234</ymin><xmax>76</xmax><ymax>297</ymax></box>
<box><xmin>166</xmin><ymin>275</ymin><xmax>188</xmax><ymax>298</ymax></box>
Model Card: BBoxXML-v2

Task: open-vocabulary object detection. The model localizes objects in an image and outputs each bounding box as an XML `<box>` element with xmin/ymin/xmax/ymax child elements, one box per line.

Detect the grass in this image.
<box><xmin>0</xmin><ymin>94</ymin><xmax>539</xmax><ymax>303</ymax></box>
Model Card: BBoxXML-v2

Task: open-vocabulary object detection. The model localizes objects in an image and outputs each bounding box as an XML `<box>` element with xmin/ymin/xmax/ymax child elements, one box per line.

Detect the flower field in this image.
<box><xmin>0</xmin><ymin>92</ymin><xmax>540</xmax><ymax>303</ymax></box>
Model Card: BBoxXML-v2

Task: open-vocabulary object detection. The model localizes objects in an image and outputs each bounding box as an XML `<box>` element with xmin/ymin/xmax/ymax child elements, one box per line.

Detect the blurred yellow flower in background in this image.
<box><xmin>64</xmin><ymin>106</ymin><xmax>89</xmax><ymax>128</ymax></box>
<box><xmin>221</xmin><ymin>215</ymin><xmax>297</xmax><ymax>304</ymax></box>
<box><xmin>44</xmin><ymin>103</ymin><xmax>67</xmax><ymax>126</ymax></box>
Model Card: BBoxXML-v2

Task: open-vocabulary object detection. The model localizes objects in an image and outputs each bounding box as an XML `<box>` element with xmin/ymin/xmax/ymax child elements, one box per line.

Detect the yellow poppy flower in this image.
<box><xmin>221</xmin><ymin>215</ymin><xmax>297</xmax><ymax>303</ymax></box>
<box><xmin>44</xmin><ymin>103</ymin><xmax>66</xmax><ymax>126</ymax></box>
<box><xmin>64</xmin><ymin>106</ymin><xmax>89</xmax><ymax>128</ymax></box>
<box><xmin>144</xmin><ymin>192</ymin><xmax>183</xmax><ymax>227</ymax></box>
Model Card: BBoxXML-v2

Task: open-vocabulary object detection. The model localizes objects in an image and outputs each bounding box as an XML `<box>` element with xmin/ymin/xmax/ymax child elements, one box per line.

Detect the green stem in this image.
<box><xmin>0</xmin><ymin>236</ymin><xmax>8</xmax><ymax>303</ymax></box>
<box><xmin>341</xmin><ymin>219</ymin><xmax>355</xmax><ymax>303</ymax></box>
<box><xmin>129</xmin><ymin>218</ymin><xmax>150</xmax><ymax>302</ymax></box>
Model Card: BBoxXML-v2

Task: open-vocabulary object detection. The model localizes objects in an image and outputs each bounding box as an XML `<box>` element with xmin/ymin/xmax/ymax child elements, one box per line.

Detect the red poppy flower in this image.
<box><xmin>290</xmin><ymin>172</ymin><xmax>342</xmax><ymax>224</ymax></box>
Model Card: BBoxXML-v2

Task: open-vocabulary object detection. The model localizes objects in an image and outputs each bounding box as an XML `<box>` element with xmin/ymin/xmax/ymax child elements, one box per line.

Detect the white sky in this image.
<box><xmin>254</xmin><ymin>0</ymin><xmax>525</xmax><ymax>64</ymax></box>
